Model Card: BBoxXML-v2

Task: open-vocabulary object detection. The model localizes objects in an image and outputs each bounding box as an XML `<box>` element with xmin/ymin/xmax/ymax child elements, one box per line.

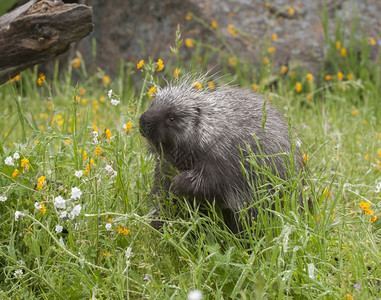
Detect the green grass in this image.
<box><xmin>0</xmin><ymin>18</ymin><xmax>380</xmax><ymax>300</ymax></box>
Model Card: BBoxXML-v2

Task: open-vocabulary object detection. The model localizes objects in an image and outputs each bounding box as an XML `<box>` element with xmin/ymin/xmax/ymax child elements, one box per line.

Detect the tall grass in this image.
<box><xmin>0</xmin><ymin>10</ymin><xmax>380</xmax><ymax>300</ymax></box>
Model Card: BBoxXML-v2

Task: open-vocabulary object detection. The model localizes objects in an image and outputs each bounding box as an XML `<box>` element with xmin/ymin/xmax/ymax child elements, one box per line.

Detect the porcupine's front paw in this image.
<box><xmin>172</xmin><ymin>171</ymin><xmax>197</xmax><ymax>197</ymax></box>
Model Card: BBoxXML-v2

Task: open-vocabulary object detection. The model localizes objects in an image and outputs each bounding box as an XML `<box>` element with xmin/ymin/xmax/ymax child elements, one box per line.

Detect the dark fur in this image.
<box><xmin>139</xmin><ymin>83</ymin><xmax>303</xmax><ymax>232</ymax></box>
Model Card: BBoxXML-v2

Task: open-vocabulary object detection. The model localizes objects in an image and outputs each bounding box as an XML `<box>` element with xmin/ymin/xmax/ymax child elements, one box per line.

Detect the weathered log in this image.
<box><xmin>0</xmin><ymin>0</ymin><xmax>93</xmax><ymax>85</ymax></box>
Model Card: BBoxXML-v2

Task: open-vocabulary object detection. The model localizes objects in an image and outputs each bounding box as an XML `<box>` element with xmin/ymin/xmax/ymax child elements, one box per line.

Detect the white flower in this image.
<box><xmin>55</xmin><ymin>225</ymin><xmax>63</xmax><ymax>233</ymax></box>
<box><xmin>69</xmin><ymin>204</ymin><xmax>82</xmax><ymax>219</ymax></box>
<box><xmin>74</xmin><ymin>170</ymin><xmax>83</xmax><ymax>179</ymax></box>
<box><xmin>14</xmin><ymin>269</ymin><xmax>23</xmax><ymax>278</ymax></box>
<box><xmin>92</xmin><ymin>130</ymin><xmax>99</xmax><ymax>137</ymax></box>
<box><xmin>375</xmin><ymin>181</ymin><xmax>381</xmax><ymax>193</ymax></box>
<box><xmin>187</xmin><ymin>290</ymin><xmax>203</xmax><ymax>300</ymax></box>
<box><xmin>0</xmin><ymin>196</ymin><xmax>7</xmax><ymax>202</ymax></box>
<box><xmin>108</xmin><ymin>89</ymin><xmax>113</xmax><ymax>98</ymax></box>
<box><xmin>110</xmin><ymin>99</ymin><xmax>120</xmax><ymax>106</ymax></box>
<box><xmin>105</xmin><ymin>164</ymin><xmax>114</xmax><ymax>173</ymax></box>
<box><xmin>15</xmin><ymin>211</ymin><xmax>24</xmax><ymax>221</ymax></box>
<box><xmin>54</xmin><ymin>196</ymin><xmax>66</xmax><ymax>209</ymax></box>
<box><xmin>5</xmin><ymin>156</ymin><xmax>14</xmax><ymax>166</ymax></box>
<box><xmin>34</xmin><ymin>202</ymin><xmax>42</xmax><ymax>210</ymax></box>
<box><xmin>111</xmin><ymin>170</ymin><xmax>117</xmax><ymax>178</ymax></box>
<box><xmin>59</xmin><ymin>211</ymin><xmax>67</xmax><ymax>219</ymax></box>
<box><xmin>295</xmin><ymin>140</ymin><xmax>302</xmax><ymax>148</ymax></box>
<box><xmin>70</xmin><ymin>187</ymin><xmax>82</xmax><ymax>200</ymax></box>
<box><xmin>105</xmin><ymin>223</ymin><xmax>112</xmax><ymax>231</ymax></box>
<box><xmin>13</xmin><ymin>152</ymin><xmax>20</xmax><ymax>159</ymax></box>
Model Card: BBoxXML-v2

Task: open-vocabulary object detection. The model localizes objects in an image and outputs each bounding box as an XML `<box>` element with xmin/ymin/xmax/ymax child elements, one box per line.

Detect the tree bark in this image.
<box><xmin>0</xmin><ymin>0</ymin><xmax>93</xmax><ymax>85</ymax></box>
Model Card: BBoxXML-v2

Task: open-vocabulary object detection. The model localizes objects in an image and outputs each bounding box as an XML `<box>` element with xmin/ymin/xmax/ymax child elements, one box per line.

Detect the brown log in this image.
<box><xmin>0</xmin><ymin>0</ymin><xmax>93</xmax><ymax>85</ymax></box>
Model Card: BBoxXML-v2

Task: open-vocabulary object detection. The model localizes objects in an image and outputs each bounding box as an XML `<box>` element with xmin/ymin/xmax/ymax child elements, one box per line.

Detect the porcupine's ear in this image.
<box><xmin>193</xmin><ymin>107</ymin><xmax>201</xmax><ymax>126</ymax></box>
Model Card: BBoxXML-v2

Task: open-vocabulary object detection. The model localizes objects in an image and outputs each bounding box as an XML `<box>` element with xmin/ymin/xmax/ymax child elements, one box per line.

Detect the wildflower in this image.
<box><xmin>104</xmin><ymin>252</ymin><xmax>110</xmax><ymax>257</ymax></box>
<box><xmin>365</xmin><ymin>154</ymin><xmax>370</xmax><ymax>160</ymax></box>
<box><xmin>14</xmin><ymin>269</ymin><xmax>23</xmax><ymax>278</ymax></box>
<box><xmin>251</xmin><ymin>84</ymin><xmax>258</xmax><ymax>91</ymax></box>
<box><xmin>0</xmin><ymin>196</ymin><xmax>7</xmax><ymax>202</ymax></box>
<box><xmin>347</xmin><ymin>294</ymin><xmax>354</xmax><ymax>300</ymax></box>
<box><xmin>307</xmin><ymin>93</ymin><xmax>312</xmax><ymax>101</ymax></box>
<box><xmin>37</xmin><ymin>73</ymin><xmax>45</xmax><ymax>86</ymax></box>
<box><xmin>40</xmin><ymin>204</ymin><xmax>46</xmax><ymax>214</ymax></box>
<box><xmin>105</xmin><ymin>164</ymin><xmax>117</xmax><ymax>178</ymax></box>
<box><xmin>72</xmin><ymin>57</ymin><xmax>81</xmax><ymax>68</ymax></box>
<box><xmin>211</xmin><ymin>20</ymin><xmax>218</xmax><ymax>29</ymax></box>
<box><xmin>272</xmin><ymin>33</ymin><xmax>277</xmax><ymax>41</ymax></box>
<box><xmin>303</xmin><ymin>154</ymin><xmax>309</xmax><ymax>163</ymax></box>
<box><xmin>108</xmin><ymin>89</ymin><xmax>113</xmax><ymax>98</ymax></box>
<box><xmin>103</xmin><ymin>75</ymin><xmax>110</xmax><ymax>85</ymax></box>
<box><xmin>227</xmin><ymin>24</ymin><xmax>238</xmax><ymax>36</ymax></box>
<box><xmin>65</xmin><ymin>139</ymin><xmax>71</xmax><ymax>144</ymax></box>
<box><xmin>185</xmin><ymin>12</ymin><xmax>192</xmax><ymax>21</ymax></box>
<box><xmin>268</xmin><ymin>47</ymin><xmax>276</xmax><ymax>53</ymax></box>
<box><xmin>208</xmin><ymin>81</ymin><xmax>215</xmax><ymax>91</ymax></box>
<box><xmin>21</xmin><ymin>158</ymin><xmax>30</xmax><ymax>171</ymax></box>
<box><xmin>187</xmin><ymin>290</ymin><xmax>203</xmax><ymax>300</ymax></box>
<box><xmin>289</xmin><ymin>71</ymin><xmax>296</xmax><ymax>78</ymax></box>
<box><xmin>59</xmin><ymin>211</ymin><xmax>67</xmax><ymax>218</ymax></box>
<box><xmin>306</xmin><ymin>73</ymin><xmax>313</xmax><ymax>83</ymax></box>
<box><xmin>192</xmin><ymin>81</ymin><xmax>202</xmax><ymax>91</ymax></box>
<box><xmin>74</xmin><ymin>170</ymin><xmax>83</xmax><ymax>178</ymax></box>
<box><xmin>295</xmin><ymin>82</ymin><xmax>302</xmax><ymax>93</ymax></box>
<box><xmin>185</xmin><ymin>38</ymin><xmax>194</xmax><ymax>48</ymax></box>
<box><xmin>105</xmin><ymin>223</ymin><xmax>112</xmax><ymax>231</ymax></box>
<box><xmin>369</xmin><ymin>37</ymin><xmax>376</xmax><ymax>46</ymax></box>
<box><xmin>92</xmin><ymin>100</ymin><xmax>99</xmax><ymax>110</ymax></box>
<box><xmin>263</xmin><ymin>57</ymin><xmax>269</xmax><ymax>65</ymax></box>
<box><xmin>80</xmin><ymin>150</ymin><xmax>88</xmax><ymax>160</ymax></box>
<box><xmin>156</xmin><ymin>59</ymin><xmax>164</xmax><ymax>72</ymax></box>
<box><xmin>123</xmin><ymin>122</ymin><xmax>133</xmax><ymax>133</ymax></box>
<box><xmin>174</xmin><ymin>68</ymin><xmax>180</xmax><ymax>78</ymax></box>
<box><xmin>325</xmin><ymin>75</ymin><xmax>332</xmax><ymax>81</ymax></box>
<box><xmin>110</xmin><ymin>99</ymin><xmax>120</xmax><ymax>106</ymax></box>
<box><xmin>105</xmin><ymin>129</ymin><xmax>112</xmax><ymax>139</ymax></box>
<box><xmin>351</xmin><ymin>109</ymin><xmax>359</xmax><ymax>117</ymax></box>
<box><xmin>143</xmin><ymin>276</ymin><xmax>151</xmax><ymax>282</ymax></box>
<box><xmin>100</xmin><ymin>96</ymin><xmax>105</xmax><ymax>103</ymax></box>
<box><xmin>69</xmin><ymin>204</ymin><xmax>82</xmax><ymax>219</ymax></box>
<box><xmin>363</xmin><ymin>120</ymin><xmax>368</xmax><ymax>125</ymax></box>
<box><xmin>347</xmin><ymin>73</ymin><xmax>353</xmax><ymax>80</ymax></box>
<box><xmin>83</xmin><ymin>168</ymin><xmax>89</xmax><ymax>176</ymax></box>
<box><xmin>228</xmin><ymin>57</ymin><xmax>237</xmax><ymax>66</ymax></box>
<box><xmin>337</xmin><ymin>72</ymin><xmax>344</xmax><ymax>80</ymax></box>
<box><xmin>12</xmin><ymin>169</ymin><xmax>20</xmax><ymax>178</ymax></box>
<box><xmin>148</xmin><ymin>86</ymin><xmax>157</xmax><ymax>98</ymax></box>
<box><xmin>280</xmin><ymin>65</ymin><xmax>288</xmax><ymax>75</ymax></box>
<box><xmin>377</xmin><ymin>148</ymin><xmax>381</xmax><ymax>158</ymax></box>
<box><xmin>364</xmin><ymin>208</ymin><xmax>374</xmax><ymax>216</ymax></box>
<box><xmin>5</xmin><ymin>156</ymin><xmax>14</xmax><ymax>166</ymax></box>
<box><xmin>136</xmin><ymin>59</ymin><xmax>145</xmax><ymax>69</ymax></box>
<box><xmin>13</xmin><ymin>152</ymin><xmax>20</xmax><ymax>159</ymax></box>
<box><xmin>37</xmin><ymin>176</ymin><xmax>46</xmax><ymax>190</ymax></box>
<box><xmin>340</xmin><ymin>48</ymin><xmax>346</xmax><ymax>57</ymax></box>
<box><xmin>10</xmin><ymin>74</ymin><xmax>20</xmax><ymax>83</ymax></box>
<box><xmin>353</xmin><ymin>283</ymin><xmax>360</xmax><ymax>290</ymax></box>
<box><xmin>15</xmin><ymin>211</ymin><xmax>24</xmax><ymax>221</ymax></box>
<box><xmin>55</xmin><ymin>225</ymin><xmax>63</xmax><ymax>233</ymax></box>
<box><xmin>54</xmin><ymin>196</ymin><xmax>66</xmax><ymax>209</ymax></box>
<box><xmin>118</xmin><ymin>225</ymin><xmax>131</xmax><ymax>235</ymax></box>
<box><xmin>359</xmin><ymin>201</ymin><xmax>370</xmax><ymax>209</ymax></box>
<box><xmin>370</xmin><ymin>215</ymin><xmax>377</xmax><ymax>223</ymax></box>
<box><xmin>324</xmin><ymin>187</ymin><xmax>332</xmax><ymax>198</ymax></box>
<box><xmin>95</xmin><ymin>145</ymin><xmax>103</xmax><ymax>156</ymax></box>
<box><xmin>70</xmin><ymin>187</ymin><xmax>82</xmax><ymax>200</ymax></box>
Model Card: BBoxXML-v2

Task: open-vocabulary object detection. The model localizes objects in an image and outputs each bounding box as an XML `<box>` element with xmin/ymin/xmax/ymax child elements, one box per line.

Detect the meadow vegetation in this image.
<box><xmin>0</xmin><ymin>10</ymin><xmax>380</xmax><ymax>300</ymax></box>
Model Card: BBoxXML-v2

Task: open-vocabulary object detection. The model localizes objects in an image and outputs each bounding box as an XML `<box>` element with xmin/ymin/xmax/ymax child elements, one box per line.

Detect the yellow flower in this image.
<box><xmin>81</xmin><ymin>98</ymin><xmax>87</xmax><ymax>105</ymax></box>
<box><xmin>280</xmin><ymin>65</ymin><xmax>288</xmax><ymax>75</ymax></box>
<box><xmin>271</xmin><ymin>33</ymin><xmax>278</xmax><ymax>41</ymax></box>
<box><xmin>306</xmin><ymin>73</ymin><xmax>313</xmax><ymax>83</ymax></box>
<box><xmin>192</xmin><ymin>81</ymin><xmax>202</xmax><ymax>91</ymax></box>
<box><xmin>252</xmin><ymin>84</ymin><xmax>259</xmax><ymax>91</ymax></box>
<box><xmin>307</xmin><ymin>93</ymin><xmax>312</xmax><ymax>101</ymax></box>
<box><xmin>364</xmin><ymin>208</ymin><xmax>374</xmax><ymax>216</ymax></box>
<box><xmin>37</xmin><ymin>73</ymin><xmax>45</xmax><ymax>86</ymax></box>
<box><xmin>118</xmin><ymin>225</ymin><xmax>131</xmax><ymax>235</ymax></box>
<box><xmin>359</xmin><ymin>201</ymin><xmax>371</xmax><ymax>209</ymax></box>
<box><xmin>124</xmin><ymin>122</ymin><xmax>133</xmax><ymax>133</ymax></box>
<box><xmin>208</xmin><ymin>81</ymin><xmax>215</xmax><ymax>91</ymax></box>
<box><xmin>83</xmin><ymin>169</ymin><xmax>89</xmax><ymax>176</ymax></box>
<box><xmin>351</xmin><ymin>109</ymin><xmax>359</xmax><ymax>117</ymax></box>
<box><xmin>303</xmin><ymin>154</ymin><xmax>309</xmax><ymax>163</ymax></box>
<box><xmin>227</xmin><ymin>24</ymin><xmax>238</xmax><ymax>36</ymax></box>
<box><xmin>95</xmin><ymin>145</ymin><xmax>103</xmax><ymax>157</ymax></box>
<box><xmin>347</xmin><ymin>293</ymin><xmax>354</xmax><ymax>300</ymax></box>
<box><xmin>335</xmin><ymin>41</ymin><xmax>341</xmax><ymax>49</ymax></box>
<box><xmin>105</xmin><ymin>129</ymin><xmax>112</xmax><ymax>139</ymax></box>
<box><xmin>174</xmin><ymin>68</ymin><xmax>180</xmax><ymax>78</ymax></box>
<box><xmin>73</xmin><ymin>57</ymin><xmax>81</xmax><ymax>68</ymax></box>
<box><xmin>324</xmin><ymin>187</ymin><xmax>332</xmax><ymax>198</ymax></box>
<box><xmin>40</xmin><ymin>204</ymin><xmax>46</xmax><ymax>214</ymax></box>
<box><xmin>369</xmin><ymin>37</ymin><xmax>376</xmax><ymax>46</ymax></box>
<box><xmin>185</xmin><ymin>12</ymin><xmax>192</xmax><ymax>21</ymax></box>
<box><xmin>268</xmin><ymin>47</ymin><xmax>276</xmax><ymax>53</ymax></box>
<box><xmin>99</xmin><ymin>96</ymin><xmax>105</xmax><ymax>103</ymax></box>
<box><xmin>104</xmin><ymin>252</ymin><xmax>110</xmax><ymax>257</ymax></box>
<box><xmin>325</xmin><ymin>75</ymin><xmax>332</xmax><ymax>81</ymax></box>
<box><xmin>185</xmin><ymin>38</ymin><xmax>194</xmax><ymax>48</ymax></box>
<box><xmin>10</xmin><ymin>74</ymin><xmax>20</xmax><ymax>83</ymax></box>
<box><xmin>12</xmin><ymin>169</ymin><xmax>20</xmax><ymax>178</ymax></box>
<box><xmin>295</xmin><ymin>82</ymin><xmax>302</xmax><ymax>93</ymax></box>
<box><xmin>377</xmin><ymin>148</ymin><xmax>381</xmax><ymax>158</ymax></box>
<box><xmin>65</xmin><ymin>139</ymin><xmax>71</xmax><ymax>144</ymax></box>
<box><xmin>288</xmin><ymin>8</ymin><xmax>295</xmax><ymax>15</ymax></box>
<box><xmin>137</xmin><ymin>60</ymin><xmax>144</xmax><ymax>69</ymax></box>
<box><xmin>156</xmin><ymin>59</ymin><xmax>164</xmax><ymax>72</ymax></box>
<box><xmin>21</xmin><ymin>158</ymin><xmax>30</xmax><ymax>171</ymax></box>
<box><xmin>148</xmin><ymin>86</ymin><xmax>157</xmax><ymax>98</ymax></box>
<box><xmin>289</xmin><ymin>71</ymin><xmax>296</xmax><ymax>78</ymax></box>
<box><xmin>228</xmin><ymin>57</ymin><xmax>237</xmax><ymax>66</ymax></box>
<box><xmin>337</xmin><ymin>72</ymin><xmax>344</xmax><ymax>80</ymax></box>
<box><xmin>102</xmin><ymin>75</ymin><xmax>110</xmax><ymax>85</ymax></box>
<box><xmin>340</xmin><ymin>47</ymin><xmax>346</xmax><ymax>57</ymax></box>
<box><xmin>347</xmin><ymin>73</ymin><xmax>353</xmax><ymax>80</ymax></box>
<box><xmin>37</xmin><ymin>176</ymin><xmax>46</xmax><ymax>190</ymax></box>
<box><xmin>263</xmin><ymin>57</ymin><xmax>269</xmax><ymax>65</ymax></box>
<box><xmin>370</xmin><ymin>215</ymin><xmax>377</xmax><ymax>223</ymax></box>
<box><xmin>79</xmin><ymin>88</ymin><xmax>86</xmax><ymax>96</ymax></box>
<box><xmin>211</xmin><ymin>20</ymin><xmax>218</xmax><ymax>29</ymax></box>
<box><xmin>365</xmin><ymin>154</ymin><xmax>369</xmax><ymax>160</ymax></box>
<box><xmin>90</xmin><ymin>158</ymin><xmax>95</xmax><ymax>167</ymax></box>
<box><xmin>92</xmin><ymin>100</ymin><xmax>99</xmax><ymax>110</ymax></box>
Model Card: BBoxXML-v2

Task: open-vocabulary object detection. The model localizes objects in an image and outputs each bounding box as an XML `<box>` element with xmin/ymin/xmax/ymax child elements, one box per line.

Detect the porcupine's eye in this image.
<box><xmin>168</xmin><ymin>115</ymin><xmax>175</xmax><ymax>122</ymax></box>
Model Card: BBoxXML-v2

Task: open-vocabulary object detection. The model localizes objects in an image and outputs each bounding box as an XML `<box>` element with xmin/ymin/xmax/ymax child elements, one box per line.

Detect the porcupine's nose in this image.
<box><xmin>139</xmin><ymin>111</ymin><xmax>153</xmax><ymax>138</ymax></box>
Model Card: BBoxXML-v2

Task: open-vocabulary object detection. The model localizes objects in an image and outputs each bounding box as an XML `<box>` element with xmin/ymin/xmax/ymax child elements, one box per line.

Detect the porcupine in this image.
<box><xmin>139</xmin><ymin>79</ymin><xmax>303</xmax><ymax>232</ymax></box>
